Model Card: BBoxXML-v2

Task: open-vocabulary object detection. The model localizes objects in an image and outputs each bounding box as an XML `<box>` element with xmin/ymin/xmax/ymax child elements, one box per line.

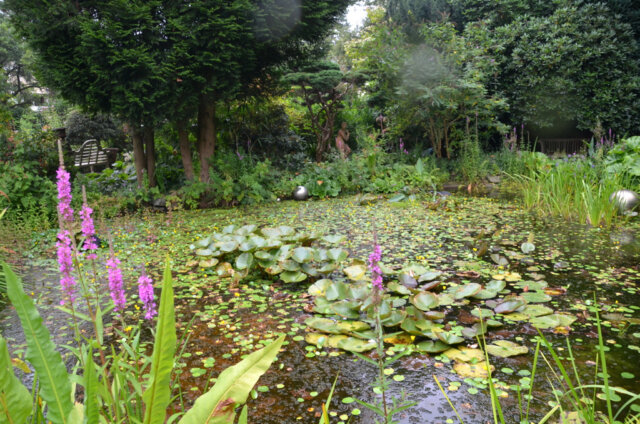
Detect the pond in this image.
<box><xmin>2</xmin><ymin>193</ymin><xmax>639</xmax><ymax>423</ymax></box>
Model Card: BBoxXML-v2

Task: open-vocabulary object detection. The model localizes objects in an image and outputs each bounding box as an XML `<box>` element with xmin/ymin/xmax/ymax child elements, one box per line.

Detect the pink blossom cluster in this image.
<box><xmin>56</xmin><ymin>168</ymin><xmax>74</xmax><ymax>222</ymax></box>
<box><xmin>368</xmin><ymin>244</ymin><xmax>383</xmax><ymax>291</ymax></box>
<box><xmin>107</xmin><ymin>256</ymin><xmax>126</xmax><ymax>312</ymax></box>
<box><xmin>56</xmin><ymin>230</ymin><xmax>76</xmax><ymax>305</ymax></box>
<box><xmin>79</xmin><ymin>204</ymin><xmax>98</xmax><ymax>259</ymax></box>
<box><xmin>137</xmin><ymin>273</ymin><xmax>157</xmax><ymax>320</ymax></box>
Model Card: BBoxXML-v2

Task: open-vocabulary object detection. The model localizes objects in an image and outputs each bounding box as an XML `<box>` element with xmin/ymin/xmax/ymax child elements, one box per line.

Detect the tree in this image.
<box><xmin>6</xmin><ymin>0</ymin><xmax>350</xmax><ymax>185</ymax></box>
<box><xmin>491</xmin><ymin>2</ymin><xmax>640</xmax><ymax>134</ymax></box>
<box><xmin>284</xmin><ymin>60</ymin><xmax>360</xmax><ymax>161</ymax></box>
<box><xmin>395</xmin><ymin>21</ymin><xmax>506</xmax><ymax>158</ymax></box>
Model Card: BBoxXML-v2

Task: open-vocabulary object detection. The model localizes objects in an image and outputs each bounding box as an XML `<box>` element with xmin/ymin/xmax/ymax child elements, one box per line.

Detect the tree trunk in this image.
<box><xmin>197</xmin><ymin>96</ymin><xmax>216</xmax><ymax>183</ymax></box>
<box><xmin>144</xmin><ymin>126</ymin><xmax>156</xmax><ymax>187</ymax></box>
<box><xmin>315</xmin><ymin>112</ymin><xmax>336</xmax><ymax>162</ymax></box>
<box><xmin>177</xmin><ymin>120</ymin><xmax>195</xmax><ymax>181</ymax></box>
<box><xmin>131</xmin><ymin>126</ymin><xmax>146</xmax><ymax>188</ymax></box>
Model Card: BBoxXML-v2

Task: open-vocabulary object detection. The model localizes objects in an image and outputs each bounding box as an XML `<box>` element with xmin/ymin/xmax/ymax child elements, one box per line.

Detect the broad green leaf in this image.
<box><xmin>235</xmin><ymin>253</ymin><xmax>254</xmax><ymax>270</ymax></box>
<box><xmin>494</xmin><ymin>296</ymin><xmax>527</xmax><ymax>314</ymax></box>
<box><xmin>521</xmin><ymin>242</ymin><xmax>535</xmax><ymax>254</ymax></box>
<box><xmin>143</xmin><ymin>261</ymin><xmax>177</xmax><ymax>424</ymax></box>
<box><xmin>343</xmin><ymin>264</ymin><xmax>366</xmax><ymax>281</ymax></box>
<box><xmin>453</xmin><ymin>283</ymin><xmax>482</xmax><ymax>300</ymax></box>
<box><xmin>325</xmin><ymin>281</ymin><xmax>349</xmax><ymax>301</ymax></box>
<box><xmin>4</xmin><ymin>263</ymin><xmax>73</xmax><ymax>424</ymax></box>
<box><xmin>322</xmin><ymin>235</ymin><xmax>345</xmax><ymax>244</ymax></box>
<box><xmin>336</xmin><ymin>337</ymin><xmax>376</xmax><ymax>353</ymax></box>
<box><xmin>327</xmin><ymin>248</ymin><xmax>347</xmax><ymax>263</ymax></box>
<box><xmin>83</xmin><ymin>349</ymin><xmax>99</xmax><ymax>424</ymax></box>
<box><xmin>486</xmin><ymin>341</ymin><xmax>529</xmax><ymax>358</ymax></box>
<box><xmin>305</xmin><ymin>317</ymin><xmax>342</xmax><ymax>334</ymax></box>
<box><xmin>416</xmin><ymin>340</ymin><xmax>450</xmax><ymax>353</ymax></box>
<box><xmin>219</xmin><ymin>241</ymin><xmax>239</xmax><ymax>253</ymax></box>
<box><xmin>292</xmin><ymin>247</ymin><xmax>313</xmax><ymax>263</ymax></box>
<box><xmin>280</xmin><ymin>271</ymin><xmax>307</xmax><ymax>283</ymax></box>
<box><xmin>411</xmin><ymin>292</ymin><xmax>439</xmax><ymax>311</ymax></box>
<box><xmin>178</xmin><ymin>336</ymin><xmax>285</xmax><ymax>424</ymax></box>
<box><xmin>0</xmin><ymin>336</ymin><xmax>31</xmax><ymax>424</ymax></box>
<box><xmin>308</xmin><ymin>279</ymin><xmax>332</xmax><ymax>297</ymax></box>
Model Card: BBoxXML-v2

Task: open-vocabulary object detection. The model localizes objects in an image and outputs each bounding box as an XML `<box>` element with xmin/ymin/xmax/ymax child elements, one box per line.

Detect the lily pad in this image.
<box><xmin>453</xmin><ymin>361</ymin><xmax>494</xmax><ymax>378</ymax></box>
<box><xmin>494</xmin><ymin>296</ymin><xmax>527</xmax><ymax>314</ymax></box>
<box><xmin>308</xmin><ymin>279</ymin><xmax>332</xmax><ymax>297</ymax></box>
<box><xmin>444</xmin><ymin>347</ymin><xmax>484</xmax><ymax>363</ymax></box>
<box><xmin>305</xmin><ymin>333</ymin><xmax>347</xmax><ymax>348</ymax></box>
<box><xmin>280</xmin><ymin>271</ymin><xmax>307</xmax><ymax>283</ymax></box>
<box><xmin>198</xmin><ymin>258</ymin><xmax>219</xmax><ymax>268</ymax></box>
<box><xmin>433</xmin><ymin>328</ymin><xmax>464</xmax><ymax>345</ymax></box>
<box><xmin>325</xmin><ymin>281</ymin><xmax>350</xmax><ymax>301</ymax></box>
<box><xmin>292</xmin><ymin>247</ymin><xmax>314</xmax><ymax>263</ymax></box>
<box><xmin>235</xmin><ymin>252</ymin><xmax>254</xmax><ymax>270</ymax></box>
<box><xmin>387</xmin><ymin>281</ymin><xmax>412</xmax><ymax>295</ymax></box>
<box><xmin>344</xmin><ymin>264</ymin><xmax>367</xmax><ymax>281</ymax></box>
<box><xmin>521</xmin><ymin>291</ymin><xmax>552</xmax><ymax>303</ymax></box>
<box><xmin>337</xmin><ymin>337</ymin><xmax>376</xmax><ymax>353</ymax></box>
<box><xmin>486</xmin><ymin>340</ymin><xmax>529</xmax><ymax>358</ymax></box>
<box><xmin>336</xmin><ymin>321</ymin><xmax>370</xmax><ymax>333</ymax></box>
<box><xmin>416</xmin><ymin>340</ymin><xmax>450</xmax><ymax>353</ymax></box>
<box><xmin>530</xmin><ymin>313</ymin><xmax>577</xmax><ymax>329</ymax></box>
<box><xmin>411</xmin><ymin>292</ymin><xmax>439</xmax><ymax>311</ymax></box>
<box><xmin>454</xmin><ymin>283</ymin><xmax>482</xmax><ymax>299</ymax></box>
<box><xmin>305</xmin><ymin>317</ymin><xmax>342</xmax><ymax>334</ymax></box>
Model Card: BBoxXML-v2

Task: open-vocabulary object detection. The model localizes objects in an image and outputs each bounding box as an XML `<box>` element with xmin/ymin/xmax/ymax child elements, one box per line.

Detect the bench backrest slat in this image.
<box><xmin>74</xmin><ymin>139</ymin><xmax>109</xmax><ymax>167</ymax></box>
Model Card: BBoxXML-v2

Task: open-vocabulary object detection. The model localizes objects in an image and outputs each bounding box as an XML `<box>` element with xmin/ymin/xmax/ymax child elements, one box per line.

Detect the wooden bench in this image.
<box><xmin>73</xmin><ymin>139</ymin><xmax>116</xmax><ymax>172</ymax></box>
<box><xmin>538</xmin><ymin>138</ymin><xmax>586</xmax><ymax>155</ymax></box>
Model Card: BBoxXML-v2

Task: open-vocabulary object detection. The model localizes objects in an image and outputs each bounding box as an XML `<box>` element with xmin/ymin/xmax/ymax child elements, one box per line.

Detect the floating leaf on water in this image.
<box><xmin>305</xmin><ymin>317</ymin><xmax>342</xmax><ymax>334</ymax></box>
<box><xmin>281</xmin><ymin>259</ymin><xmax>300</xmax><ymax>272</ymax></box>
<box><xmin>530</xmin><ymin>313</ymin><xmax>577</xmax><ymax>329</ymax></box>
<box><xmin>219</xmin><ymin>240</ymin><xmax>239</xmax><ymax>253</ymax></box>
<box><xmin>337</xmin><ymin>337</ymin><xmax>376</xmax><ymax>353</ymax></box>
<box><xmin>292</xmin><ymin>247</ymin><xmax>314</xmax><ymax>263</ymax></box>
<box><xmin>301</xmin><ymin>263</ymin><xmax>319</xmax><ymax>277</ymax></box>
<box><xmin>454</xmin><ymin>283</ymin><xmax>482</xmax><ymax>300</ymax></box>
<box><xmin>503</xmin><ymin>312</ymin><xmax>529</xmax><ymax>321</ymax></box>
<box><xmin>344</xmin><ymin>264</ymin><xmax>367</xmax><ymax>281</ymax></box>
<box><xmin>521</xmin><ymin>304</ymin><xmax>554</xmax><ymax>318</ymax></box>
<box><xmin>194</xmin><ymin>236</ymin><xmax>212</xmax><ymax>248</ymax></box>
<box><xmin>254</xmin><ymin>250</ymin><xmax>273</xmax><ymax>261</ymax></box>
<box><xmin>521</xmin><ymin>242</ymin><xmax>535</xmax><ymax>254</ymax></box>
<box><xmin>486</xmin><ymin>341</ymin><xmax>529</xmax><ymax>358</ymax></box>
<box><xmin>198</xmin><ymin>258</ymin><xmax>219</xmax><ymax>268</ymax></box>
<box><xmin>424</xmin><ymin>310</ymin><xmax>445</xmax><ymax>321</ymax></box>
<box><xmin>264</xmin><ymin>264</ymin><xmax>283</xmax><ymax>275</ymax></box>
<box><xmin>505</xmin><ymin>272</ymin><xmax>522</xmax><ymax>282</ymax></box>
<box><xmin>411</xmin><ymin>291</ymin><xmax>439</xmax><ymax>311</ymax></box>
<box><xmin>472</xmin><ymin>289</ymin><xmax>499</xmax><ymax>300</ymax></box>
<box><xmin>318</xmin><ymin>262</ymin><xmax>338</xmax><ymax>274</ymax></box>
<box><xmin>305</xmin><ymin>333</ymin><xmax>347</xmax><ymax>348</ymax></box>
<box><xmin>521</xmin><ymin>291</ymin><xmax>552</xmax><ymax>303</ymax></box>
<box><xmin>387</xmin><ymin>281</ymin><xmax>412</xmax><ymax>295</ymax></box>
<box><xmin>195</xmin><ymin>247</ymin><xmax>216</xmax><ymax>257</ymax></box>
<box><xmin>398</xmin><ymin>273</ymin><xmax>418</xmax><ymax>288</ymax></box>
<box><xmin>486</xmin><ymin>280</ymin><xmax>507</xmax><ymax>292</ymax></box>
<box><xmin>433</xmin><ymin>328</ymin><xmax>464</xmax><ymax>345</ymax></box>
<box><xmin>418</xmin><ymin>271</ymin><xmax>441</xmax><ymax>282</ymax></box>
<box><xmin>490</xmin><ymin>254</ymin><xmax>509</xmax><ymax>266</ymax></box>
<box><xmin>453</xmin><ymin>361</ymin><xmax>494</xmax><ymax>378</ymax></box>
<box><xmin>494</xmin><ymin>296</ymin><xmax>527</xmax><ymax>314</ymax></box>
<box><xmin>543</xmin><ymin>287</ymin><xmax>567</xmax><ymax>296</ymax></box>
<box><xmin>235</xmin><ymin>252</ymin><xmax>254</xmax><ymax>270</ymax></box>
<box><xmin>322</xmin><ymin>235</ymin><xmax>346</xmax><ymax>244</ymax></box>
<box><xmin>416</xmin><ymin>340</ymin><xmax>450</xmax><ymax>353</ymax></box>
<box><xmin>514</xmin><ymin>280</ymin><xmax>548</xmax><ymax>291</ymax></box>
<box><xmin>437</xmin><ymin>293</ymin><xmax>455</xmax><ymax>306</ymax></box>
<box><xmin>216</xmin><ymin>262</ymin><xmax>234</xmax><ymax>277</ymax></box>
<box><xmin>471</xmin><ymin>308</ymin><xmax>494</xmax><ymax>319</ymax></box>
<box><xmin>327</xmin><ymin>248</ymin><xmax>348</xmax><ymax>262</ymax></box>
<box><xmin>383</xmin><ymin>333</ymin><xmax>413</xmax><ymax>345</ymax></box>
<box><xmin>331</xmin><ymin>301</ymin><xmax>361</xmax><ymax>319</ymax></box>
<box><xmin>280</xmin><ymin>271</ymin><xmax>307</xmax><ymax>283</ymax></box>
<box><xmin>444</xmin><ymin>347</ymin><xmax>484</xmax><ymax>363</ymax></box>
<box><xmin>336</xmin><ymin>321</ymin><xmax>371</xmax><ymax>334</ymax></box>
<box><xmin>420</xmin><ymin>280</ymin><xmax>442</xmax><ymax>291</ymax></box>
<box><xmin>325</xmin><ymin>281</ymin><xmax>350</xmax><ymax>301</ymax></box>
<box><xmin>308</xmin><ymin>279</ymin><xmax>332</xmax><ymax>297</ymax></box>
<box><xmin>382</xmin><ymin>310</ymin><xmax>407</xmax><ymax>327</ymax></box>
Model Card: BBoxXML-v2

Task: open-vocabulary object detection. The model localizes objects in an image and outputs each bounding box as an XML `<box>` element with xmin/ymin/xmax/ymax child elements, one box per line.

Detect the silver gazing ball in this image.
<box><xmin>293</xmin><ymin>185</ymin><xmax>309</xmax><ymax>201</ymax></box>
<box><xmin>609</xmin><ymin>189</ymin><xmax>639</xmax><ymax>212</ymax></box>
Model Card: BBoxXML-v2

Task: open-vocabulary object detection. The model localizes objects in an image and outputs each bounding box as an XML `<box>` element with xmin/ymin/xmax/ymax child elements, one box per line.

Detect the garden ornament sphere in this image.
<box><xmin>293</xmin><ymin>185</ymin><xmax>309</xmax><ymax>201</ymax></box>
<box><xmin>609</xmin><ymin>189</ymin><xmax>639</xmax><ymax>212</ymax></box>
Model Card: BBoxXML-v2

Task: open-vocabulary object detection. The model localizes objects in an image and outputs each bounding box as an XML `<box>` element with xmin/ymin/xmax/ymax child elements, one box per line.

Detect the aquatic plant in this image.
<box><xmin>0</xmin><ymin>262</ymin><xmax>284</xmax><ymax>423</ymax></box>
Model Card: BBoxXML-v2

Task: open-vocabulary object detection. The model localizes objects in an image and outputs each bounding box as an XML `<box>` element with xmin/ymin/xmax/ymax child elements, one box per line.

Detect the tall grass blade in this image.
<box><xmin>83</xmin><ymin>348</ymin><xmax>99</xmax><ymax>424</ymax></box>
<box><xmin>0</xmin><ymin>336</ymin><xmax>32</xmax><ymax>423</ymax></box>
<box><xmin>3</xmin><ymin>262</ymin><xmax>73</xmax><ymax>424</ymax></box>
<box><xmin>178</xmin><ymin>334</ymin><xmax>285</xmax><ymax>424</ymax></box>
<box><xmin>142</xmin><ymin>261</ymin><xmax>177</xmax><ymax>424</ymax></box>
<box><xmin>595</xmin><ymin>303</ymin><xmax>614</xmax><ymax>423</ymax></box>
<box><xmin>319</xmin><ymin>374</ymin><xmax>339</xmax><ymax>424</ymax></box>
<box><xmin>433</xmin><ymin>375</ymin><xmax>464</xmax><ymax>424</ymax></box>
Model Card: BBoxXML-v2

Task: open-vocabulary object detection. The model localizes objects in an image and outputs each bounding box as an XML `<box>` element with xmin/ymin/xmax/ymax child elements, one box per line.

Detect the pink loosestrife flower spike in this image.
<box><xmin>137</xmin><ymin>273</ymin><xmax>157</xmax><ymax>320</ymax></box>
<box><xmin>56</xmin><ymin>230</ymin><xmax>76</xmax><ymax>305</ymax></box>
<box><xmin>368</xmin><ymin>244</ymin><xmax>384</xmax><ymax>291</ymax></box>
<box><xmin>79</xmin><ymin>204</ymin><xmax>98</xmax><ymax>259</ymax></box>
<box><xmin>56</xmin><ymin>167</ymin><xmax>74</xmax><ymax>223</ymax></box>
<box><xmin>107</xmin><ymin>256</ymin><xmax>126</xmax><ymax>312</ymax></box>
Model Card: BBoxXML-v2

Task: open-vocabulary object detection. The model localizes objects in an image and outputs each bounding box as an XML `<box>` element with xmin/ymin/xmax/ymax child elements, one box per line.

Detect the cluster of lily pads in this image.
<box><xmin>189</xmin><ymin>224</ymin><xmax>349</xmax><ymax>283</ymax></box>
<box><xmin>304</xmin><ymin>262</ymin><xmax>578</xmax><ymax>360</ymax></box>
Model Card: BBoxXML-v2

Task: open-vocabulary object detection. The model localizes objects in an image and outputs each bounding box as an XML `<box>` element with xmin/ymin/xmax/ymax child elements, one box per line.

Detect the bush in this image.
<box><xmin>604</xmin><ymin>136</ymin><xmax>640</xmax><ymax>188</ymax></box>
<box><xmin>0</xmin><ymin>162</ymin><xmax>57</xmax><ymax>222</ymax></box>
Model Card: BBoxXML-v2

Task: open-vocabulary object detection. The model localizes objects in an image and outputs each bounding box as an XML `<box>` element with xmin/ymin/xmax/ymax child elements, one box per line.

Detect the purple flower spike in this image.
<box><xmin>107</xmin><ymin>256</ymin><xmax>126</xmax><ymax>312</ymax></box>
<box><xmin>79</xmin><ymin>204</ymin><xmax>98</xmax><ymax>259</ymax></box>
<box><xmin>56</xmin><ymin>168</ymin><xmax>74</xmax><ymax>223</ymax></box>
<box><xmin>137</xmin><ymin>273</ymin><xmax>157</xmax><ymax>320</ymax></box>
<box><xmin>368</xmin><ymin>244</ymin><xmax>384</xmax><ymax>291</ymax></box>
<box><xmin>56</xmin><ymin>230</ymin><xmax>76</xmax><ymax>305</ymax></box>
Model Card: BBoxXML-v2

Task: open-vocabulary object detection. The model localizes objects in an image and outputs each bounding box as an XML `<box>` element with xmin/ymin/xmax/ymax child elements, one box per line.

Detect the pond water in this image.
<box><xmin>2</xmin><ymin>194</ymin><xmax>639</xmax><ymax>423</ymax></box>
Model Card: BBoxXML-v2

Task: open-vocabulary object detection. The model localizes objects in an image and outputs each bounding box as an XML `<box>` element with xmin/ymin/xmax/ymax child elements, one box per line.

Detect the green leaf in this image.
<box><xmin>4</xmin><ymin>263</ymin><xmax>73</xmax><ymax>424</ymax></box>
<box><xmin>178</xmin><ymin>335</ymin><xmax>285</xmax><ymax>424</ymax></box>
<box><xmin>411</xmin><ymin>291</ymin><xmax>439</xmax><ymax>311</ymax></box>
<box><xmin>143</xmin><ymin>261</ymin><xmax>177</xmax><ymax>424</ymax></box>
<box><xmin>292</xmin><ymin>247</ymin><xmax>313</xmax><ymax>263</ymax></box>
<box><xmin>0</xmin><ymin>336</ymin><xmax>31</xmax><ymax>424</ymax></box>
<box><xmin>343</xmin><ymin>264</ymin><xmax>366</xmax><ymax>281</ymax></box>
<box><xmin>322</xmin><ymin>235</ymin><xmax>345</xmax><ymax>244</ymax></box>
<box><xmin>521</xmin><ymin>242</ymin><xmax>535</xmax><ymax>254</ymax></box>
<box><xmin>327</xmin><ymin>248</ymin><xmax>348</xmax><ymax>262</ymax></box>
<box><xmin>280</xmin><ymin>270</ymin><xmax>307</xmax><ymax>283</ymax></box>
<box><xmin>83</xmin><ymin>349</ymin><xmax>99</xmax><ymax>424</ymax></box>
<box><xmin>235</xmin><ymin>253</ymin><xmax>254</xmax><ymax>270</ymax></box>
